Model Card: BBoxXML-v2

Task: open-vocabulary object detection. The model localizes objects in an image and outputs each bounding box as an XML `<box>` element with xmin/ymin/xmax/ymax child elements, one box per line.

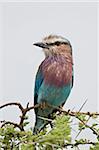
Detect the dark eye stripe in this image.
<box><xmin>46</xmin><ymin>41</ymin><xmax>69</xmax><ymax>46</ymax></box>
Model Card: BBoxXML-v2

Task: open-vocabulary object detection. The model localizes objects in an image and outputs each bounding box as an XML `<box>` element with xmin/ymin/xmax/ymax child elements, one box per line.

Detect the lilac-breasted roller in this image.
<box><xmin>33</xmin><ymin>35</ymin><xmax>73</xmax><ymax>134</ymax></box>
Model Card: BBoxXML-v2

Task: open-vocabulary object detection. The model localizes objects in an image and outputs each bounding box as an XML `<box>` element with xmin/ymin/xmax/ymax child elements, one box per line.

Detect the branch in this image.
<box><xmin>0</xmin><ymin>102</ymin><xmax>99</xmax><ymax>136</ymax></box>
<box><xmin>0</xmin><ymin>102</ymin><xmax>40</xmax><ymax>131</ymax></box>
<box><xmin>0</xmin><ymin>102</ymin><xmax>23</xmax><ymax>112</ymax></box>
<box><xmin>0</xmin><ymin>120</ymin><xmax>21</xmax><ymax>130</ymax></box>
<box><xmin>48</xmin><ymin>105</ymin><xmax>99</xmax><ymax>137</ymax></box>
<box><xmin>76</xmin><ymin>115</ymin><xmax>99</xmax><ymax>137</ymax></box>
<box><xmin>0</xmin><ymin>101</ymin><xmax>99</xmax><ymax>149</ymax></box>
<box><xmin>63</xmin><ymin>141</ymin><xmax>97</xmax><ymax>148</ymax></box>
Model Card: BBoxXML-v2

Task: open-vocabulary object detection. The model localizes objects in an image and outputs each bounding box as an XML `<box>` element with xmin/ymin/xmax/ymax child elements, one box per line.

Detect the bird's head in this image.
<box><xmin>33</xmin><ymin>35</ymin><xmax>72</xmax><ymax>57</ymax></box>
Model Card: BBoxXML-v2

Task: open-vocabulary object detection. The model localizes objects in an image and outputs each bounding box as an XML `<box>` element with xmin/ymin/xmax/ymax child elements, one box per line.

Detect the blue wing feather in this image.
<box><xmin>34</xmin><ymin>66</ymin><xmax>43</xmax><ymax>106</ymax></box>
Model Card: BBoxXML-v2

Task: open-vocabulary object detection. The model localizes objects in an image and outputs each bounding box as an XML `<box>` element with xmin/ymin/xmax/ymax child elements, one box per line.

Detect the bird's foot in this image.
<box><xmin>59</xmin><ymin>105</ymin><xmax>63</xmax><ymax>109</ymax></box>
<box><xmin>40</xmin><ymin>101</ymin><xmax>48</xmax><ymax>109</ymax></box>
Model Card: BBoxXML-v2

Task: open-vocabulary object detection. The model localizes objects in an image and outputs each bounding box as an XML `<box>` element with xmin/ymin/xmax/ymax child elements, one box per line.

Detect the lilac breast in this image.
<box><xmin>41</xmin><ymin>55</ymin><xmax>73</xmax><ymax>87</ymax></box>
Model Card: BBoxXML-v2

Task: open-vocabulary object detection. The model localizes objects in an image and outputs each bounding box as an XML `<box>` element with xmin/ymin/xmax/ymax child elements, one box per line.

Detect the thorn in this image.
<box><xmin>78</xmin><ymin>99</ymin><xmax>88</xmax><ymax>112</ymax></box>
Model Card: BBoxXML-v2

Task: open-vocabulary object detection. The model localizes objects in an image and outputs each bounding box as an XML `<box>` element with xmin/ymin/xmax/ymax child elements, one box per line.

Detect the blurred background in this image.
<box><xmin>0</xmin><ymin>1</ymin><xmax>98</xmax><ymax>134</ymax></box>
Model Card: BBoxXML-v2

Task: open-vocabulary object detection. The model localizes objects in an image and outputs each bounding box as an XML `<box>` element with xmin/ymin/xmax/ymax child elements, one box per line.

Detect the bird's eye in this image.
<box><xmin>46</xmin><ymin>42</ymin><xmax>61</xmax><ymax>46</ymax></box>
<box><xmin>55</xmin><ymin>41</ymin><xmax>60</xmax><ymax>46</ymax></box>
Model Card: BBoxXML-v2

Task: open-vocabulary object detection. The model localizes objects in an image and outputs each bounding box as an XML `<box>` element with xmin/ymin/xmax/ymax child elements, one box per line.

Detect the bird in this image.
<box><xmin>33</xmin><ymin>35</ymin><xmax>73</xmax><ymax>134</ymax></box>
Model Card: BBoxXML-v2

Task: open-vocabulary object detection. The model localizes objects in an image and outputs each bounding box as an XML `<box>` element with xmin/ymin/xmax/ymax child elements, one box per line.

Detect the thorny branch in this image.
<box><xmin>50</xmin><ymin>105</ymin><xmax>99</xmax><ymax>138</ymax></box>
<box><xmin>0</xmin><ymin>101</ymin><xmax>99</xmax><ymax>148</ymax></box>
<box><xmin>0</xmin><ymin>102</ymin><xmax>39</xmax><ymax>131</ymax></box>
<box><xmin>0</xmin><ymin>102</ymin><xmax>99</xmax><ymax>137</ymax></box>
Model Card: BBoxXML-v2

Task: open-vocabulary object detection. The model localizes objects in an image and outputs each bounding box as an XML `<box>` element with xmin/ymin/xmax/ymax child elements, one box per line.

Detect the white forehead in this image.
<box><xmin>42</xmin><ymin>35</ymin><xmax>70</xmax><ymax>44</ymax></box>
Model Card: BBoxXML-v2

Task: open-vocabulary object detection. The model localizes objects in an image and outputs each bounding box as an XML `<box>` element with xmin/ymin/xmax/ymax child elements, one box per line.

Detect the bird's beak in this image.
<box><xmin>33</xmin><ymin>42</ymin><xmax>49</xmax><ymax>49</ymax></box>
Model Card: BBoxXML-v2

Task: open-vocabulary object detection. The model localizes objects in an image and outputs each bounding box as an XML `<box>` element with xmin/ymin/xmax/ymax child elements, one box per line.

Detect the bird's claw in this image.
<box><xmin>40</xmin><ymin>101</ymin><xmax>48</xmax><ymax>109</ymax></box>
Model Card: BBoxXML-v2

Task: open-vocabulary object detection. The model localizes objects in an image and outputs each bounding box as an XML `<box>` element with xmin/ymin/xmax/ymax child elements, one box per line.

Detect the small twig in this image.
<box><xmin>1</xmin><ymin>121</ymin><xmax>21</xmax><ymax>130</ymax></box>
<box><xmin>47</xmin><ymin>104</ymin><xmax>99</xmax><ymax>117</ymax></box>
<box><xmin>63</xmin><ymin>141</ymin><xmax>97</xmax><ymax>148</ymax></box>
<box><xmin>76</xmin><ymin>115</ymin><xmax>99</xmax><ymax>137</ymax></box>
<box><xmin>75</xmin><ymin>99</ymin><xmax>88</xmax><ymax>139</ymax></box>
<box><xmin>78</xmin><ymin>99</ymin><xmax>88</xmax><ymax>112</ymax></box>
<box><xmin>0</xmin><ymin>102</ymin><xmax>23</xmax><ymax>112</ymax></box>
<box><xmin>75</xmin><ymin>115</ymin><xmax>91</xmax><ymax>139</ymax></box>
<box><xmin>37</xmin><ymin>116</ymin><xmax>53</xmax><ymax>122</ymax></box>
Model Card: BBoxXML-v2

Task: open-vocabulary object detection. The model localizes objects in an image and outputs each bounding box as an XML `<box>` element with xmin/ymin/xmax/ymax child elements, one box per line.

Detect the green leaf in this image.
<box><xmin>90</xmin><ymin>143</ymin><xmax>99</xmax><ymax>150</ymax></box>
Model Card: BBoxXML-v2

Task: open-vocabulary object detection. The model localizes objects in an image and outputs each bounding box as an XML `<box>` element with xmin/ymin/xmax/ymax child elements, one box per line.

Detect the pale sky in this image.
<box><xmin>0</xmin><ymin>2</ymin><xmax>98</xmax><ymax>143</ymax></box>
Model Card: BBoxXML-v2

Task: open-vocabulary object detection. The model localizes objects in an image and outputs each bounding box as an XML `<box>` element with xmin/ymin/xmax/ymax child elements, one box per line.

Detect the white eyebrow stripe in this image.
<box><xmin>53</xmin><ymin>38</ymin><xmax>69</xmax><ymax>43</ymax></box>
<box><xmin>43</xmin><ymin>37</ymin><xmax>70</xmax><ymax>45</ymax></box>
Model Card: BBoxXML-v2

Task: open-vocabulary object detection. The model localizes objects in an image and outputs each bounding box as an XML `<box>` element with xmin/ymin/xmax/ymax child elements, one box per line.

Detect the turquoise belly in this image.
<box><xmin>38</xmin><ymin>83</ymin><xmax>72</xmax><ymax>106</ymax></box>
